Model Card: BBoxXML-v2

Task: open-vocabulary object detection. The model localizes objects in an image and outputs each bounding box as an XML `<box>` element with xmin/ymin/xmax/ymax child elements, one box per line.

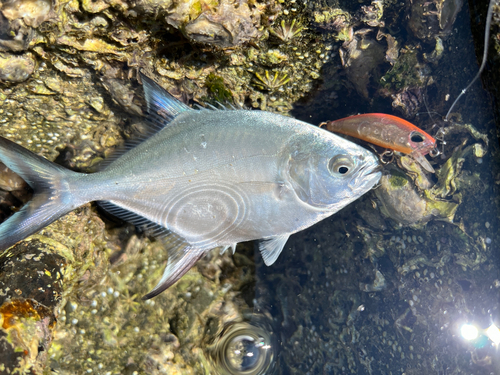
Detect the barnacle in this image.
<box><xmin>311</xmin><ymin>8</ymin><xmax>352</xmax><ymax>41</ymax></box>
<box><xmin>269</xmin><ymin>19</ymin><xmax>304</xmax><ymax>42</ymax></box>
<box><xmin>253</xmin><ymin>70</ymin><xmax>290</xmax><ymax>91</ymax></box>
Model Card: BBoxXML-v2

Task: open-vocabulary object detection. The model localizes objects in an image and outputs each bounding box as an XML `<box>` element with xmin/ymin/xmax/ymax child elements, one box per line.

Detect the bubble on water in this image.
<box><xmin>209</xmin><ymin>319</ymin><xmax>276</xmax><ymax>375</ymax></box>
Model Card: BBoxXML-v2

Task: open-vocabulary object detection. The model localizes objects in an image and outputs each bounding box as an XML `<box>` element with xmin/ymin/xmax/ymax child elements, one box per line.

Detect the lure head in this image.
<box><xmin>408</xmin><ymin>129</ymin><xmax>436</xmax><ymax>156</ymax></box>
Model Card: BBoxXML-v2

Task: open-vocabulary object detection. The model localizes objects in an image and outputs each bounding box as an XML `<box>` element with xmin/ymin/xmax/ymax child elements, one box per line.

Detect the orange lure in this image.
<box><xmin>321</xmin><ymin>114</ymin><xmax>436</xmax><ymax>173</ymax></box>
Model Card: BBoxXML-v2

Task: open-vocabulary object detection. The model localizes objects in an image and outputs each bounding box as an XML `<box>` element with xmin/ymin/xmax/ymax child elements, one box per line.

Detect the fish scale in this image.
<box><xmin>0</xmin><ymin>74</ymin><xmax>382</xmax><ymax>298</ymax></box>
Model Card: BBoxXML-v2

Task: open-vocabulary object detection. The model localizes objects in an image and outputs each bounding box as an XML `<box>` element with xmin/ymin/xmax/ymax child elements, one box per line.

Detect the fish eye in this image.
<box><xmin>410</xmin><ymin>132</ymin><xmax>425</xmax><ymax>143</ymax></box>
<box><xmin>328</xmin><ymin>155</ymin><xmax>354</xmax><ymax>176</ymax></box>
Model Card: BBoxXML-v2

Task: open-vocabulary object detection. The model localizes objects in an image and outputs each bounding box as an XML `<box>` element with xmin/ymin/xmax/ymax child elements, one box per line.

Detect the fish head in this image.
<box><xmin>286</xmin><ymin>133</ymin><xmax>382</xmax><ymax>212</ymax></box>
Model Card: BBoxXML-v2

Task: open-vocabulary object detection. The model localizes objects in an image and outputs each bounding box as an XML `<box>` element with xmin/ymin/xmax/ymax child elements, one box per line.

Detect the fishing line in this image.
<box><xmin>445</xmin><ymin>0</ymin><xmax>495</xmax><ymax>121</ymax></box>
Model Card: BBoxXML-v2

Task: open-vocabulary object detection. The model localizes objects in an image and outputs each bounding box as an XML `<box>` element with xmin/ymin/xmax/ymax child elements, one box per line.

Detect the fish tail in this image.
<box><xmin>0</xmin><ymin>137</ymin><xmax>85</xmax><ymax>251</ymax></box>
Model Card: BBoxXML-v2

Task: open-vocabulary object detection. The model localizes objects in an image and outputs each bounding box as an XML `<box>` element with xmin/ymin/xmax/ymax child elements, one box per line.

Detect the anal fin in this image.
<box><xmin>143</xmin><ymin>242</ymin><xmax>206</xmax><ymax>299</ymax></box>
<box><xmin>98</xmin><ymin>200</ymin><xmax>207</xmax><ymax>299</ymax></box>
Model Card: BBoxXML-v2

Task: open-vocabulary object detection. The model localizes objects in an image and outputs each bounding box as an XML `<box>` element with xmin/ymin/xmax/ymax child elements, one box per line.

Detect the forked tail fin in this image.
<box><xmin>0</xmin><ymin>137</ymin><xmax>85</xmax><ymax>251</ymax></box>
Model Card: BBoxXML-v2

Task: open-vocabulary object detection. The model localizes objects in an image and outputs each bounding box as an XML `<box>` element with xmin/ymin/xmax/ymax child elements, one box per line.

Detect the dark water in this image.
<box><xmin>225</xmin><ymin>1</ymin><xmax>500</xmax><ymax>374</ymax></box>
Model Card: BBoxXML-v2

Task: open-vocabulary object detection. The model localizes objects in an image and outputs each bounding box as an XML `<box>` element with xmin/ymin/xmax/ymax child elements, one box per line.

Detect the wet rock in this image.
<box><xmin>0</xmin><ymin>298</ymin><xmax>56</xmax><ymax>374</ymax></box>
<box><xmin>0</xmin><ymin>239</ymin><xmax>65</xmax><ymax>307</ymax></box>
<box><xmin>181</xmin><ymin>0</ymin><xmax>263</xmax><ymax>48</ymax></box>
<box><xmin>0</xmin><ymin>238</ymin><xmax>64</xmax><ymax>374</ymax></box>
<box><xmin>0</xmin><ymin>52</ymin><xmax>36</xmax><ymax>82</ymax></box>
<box><xmin>0</xmin><ymin>0</ymin><xmax>52</xmax><ymax>52</ymax></box>
<box><xmin>1</xmin><ymin>0</ymin><xmax>52</xmax><ymax>28</ymax></box>
<box><xmin>0</xmin><ymin>162</ymin><xmax>27</xmax><ymax>191</ymax></box>
<box><xmin>0</xmin><ymin>204</ymin><xmax>111</xmax><ymax>372</ymax></box>
<box><xmin>0</xmin><ymin>14</ymin><xmax>34</xmax><ymax>51</ymax></box>
<box><xmin>101</xmin><ymin>77</ymin><xmax>143</xmax><ymax>116</ymax></box>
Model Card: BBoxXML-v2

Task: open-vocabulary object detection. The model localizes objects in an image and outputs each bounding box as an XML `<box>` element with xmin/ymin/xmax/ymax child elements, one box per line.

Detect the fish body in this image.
<box><xmin>322</xmin><ymin>113</ymin><xmax>436</xmax><ymax>172</ymax></box>
<box><xmin>0</xmin><ymin>75</ymin><xmax>381</xmax><ymax>298</ymax></box>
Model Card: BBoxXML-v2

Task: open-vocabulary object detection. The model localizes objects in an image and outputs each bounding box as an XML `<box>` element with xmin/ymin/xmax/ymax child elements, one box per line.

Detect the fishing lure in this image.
<box><xmin>320</xmin><ymin>113</ymin><xmax>436</xmax><ymax>173</ymax></box>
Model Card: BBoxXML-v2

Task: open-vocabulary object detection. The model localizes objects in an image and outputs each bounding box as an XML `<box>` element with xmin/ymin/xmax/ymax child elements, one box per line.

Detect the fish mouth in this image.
<box><xmin>348</xmin><ymin>158</ymin><xmax>382</xmax><ymax>192</ymax></box>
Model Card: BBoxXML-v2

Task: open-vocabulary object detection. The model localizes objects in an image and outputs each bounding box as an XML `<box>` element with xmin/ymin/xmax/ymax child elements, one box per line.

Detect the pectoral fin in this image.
<box><xmin>258</xmin><ymin>234</ymin><xmax>290</xmax><ymax>266</ymax></box>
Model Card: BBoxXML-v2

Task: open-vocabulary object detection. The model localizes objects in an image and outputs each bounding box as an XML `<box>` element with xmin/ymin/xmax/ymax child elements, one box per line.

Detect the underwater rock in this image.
<box><xmin>0</xmin><ymin>52</ymin><xmax>35</xmax><ymax>82</ymax></box>
<box><xmin>359</xmin><ymin>269</ymin><xmax>386</xmax><ymax>292</ymax></box>
<box><xmin>379</xmin><ymin>46</ymin><xmax>433</xmax><ymax>117</ymax></box>
<box><xmin>375</xmin><ymin>166</ymin><xmax>433</xmax><ymax>226</ymax></box>
<box><xmin>361</xmin><ymin>0</ymin><xmax>385</xmax><ymax>28</ymax></box>
<box><xmin>310</xmin><ymin>7</ymin><xmax>352</xmax><ymax>39</ymax></box>
<box><xmin>375</xmin><ymin>165</ymin><xmax>461</xmax><ymax>226</ymax></box>
<box><xmin>269</xmin><ymin>19</ymin><xmax>304</xmax><ymax>44</ymax></box>
<box><xmin>407</xmin><ymin>0</ymin><xmax>463</xmax><ymax>41</ymax></box>
<box><xmin>376</xmin><ymin>30</ymin><xmax>399</xmax><ymax>64</ymax></box>
<box><xmin>340</xmin><ymin>29</ymin><xmax>385</xmax><ymax>98</ymax></box>
<box><xmin>430</xmin><ymin>143</ymin><xmax>477</xmax><ymax>199</ymax></box>
<box><xmin>206</xmin><ymin>318</ymin><xmax>276</xmax><ymax>375</ymax></box>
<box><xmin>396</xmin><ymin>154</ymin><xmax>434</xmax><ymax>190</ymax></box>
<box><xmin>390</xmin><ymin>87</ymin><xmax>423</xmax><ymax>118</ymax></box>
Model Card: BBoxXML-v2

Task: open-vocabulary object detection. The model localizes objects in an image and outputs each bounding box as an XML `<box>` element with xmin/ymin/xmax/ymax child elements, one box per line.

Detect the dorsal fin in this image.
<box><xmin>140</xmin><ymin>73</ymin><xmax>192</xmax><ymax>128</ymax></box>
<box><xmin>97</xmin><ymin>74</ymin><xmax>192</xmax><ymax>171</ymax></box>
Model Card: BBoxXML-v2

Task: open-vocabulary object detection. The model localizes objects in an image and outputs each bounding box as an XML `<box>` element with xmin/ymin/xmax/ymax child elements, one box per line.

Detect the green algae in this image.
<box><xmin>204</xmin><ymin>73</ymin><xmax>233</xmax><ymax>104</ymax></box>
<box><xmin>388</xmin><ymin>168</ymin><xmax>409</xmax><ymax>188</ymax></box>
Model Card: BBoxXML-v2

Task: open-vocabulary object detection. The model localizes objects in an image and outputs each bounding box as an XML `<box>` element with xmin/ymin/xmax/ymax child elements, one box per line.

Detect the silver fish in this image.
<box><xmin>0</xmin><ymin>74</ymin><xmax>381</xmax><ymax>298</ymax></box>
